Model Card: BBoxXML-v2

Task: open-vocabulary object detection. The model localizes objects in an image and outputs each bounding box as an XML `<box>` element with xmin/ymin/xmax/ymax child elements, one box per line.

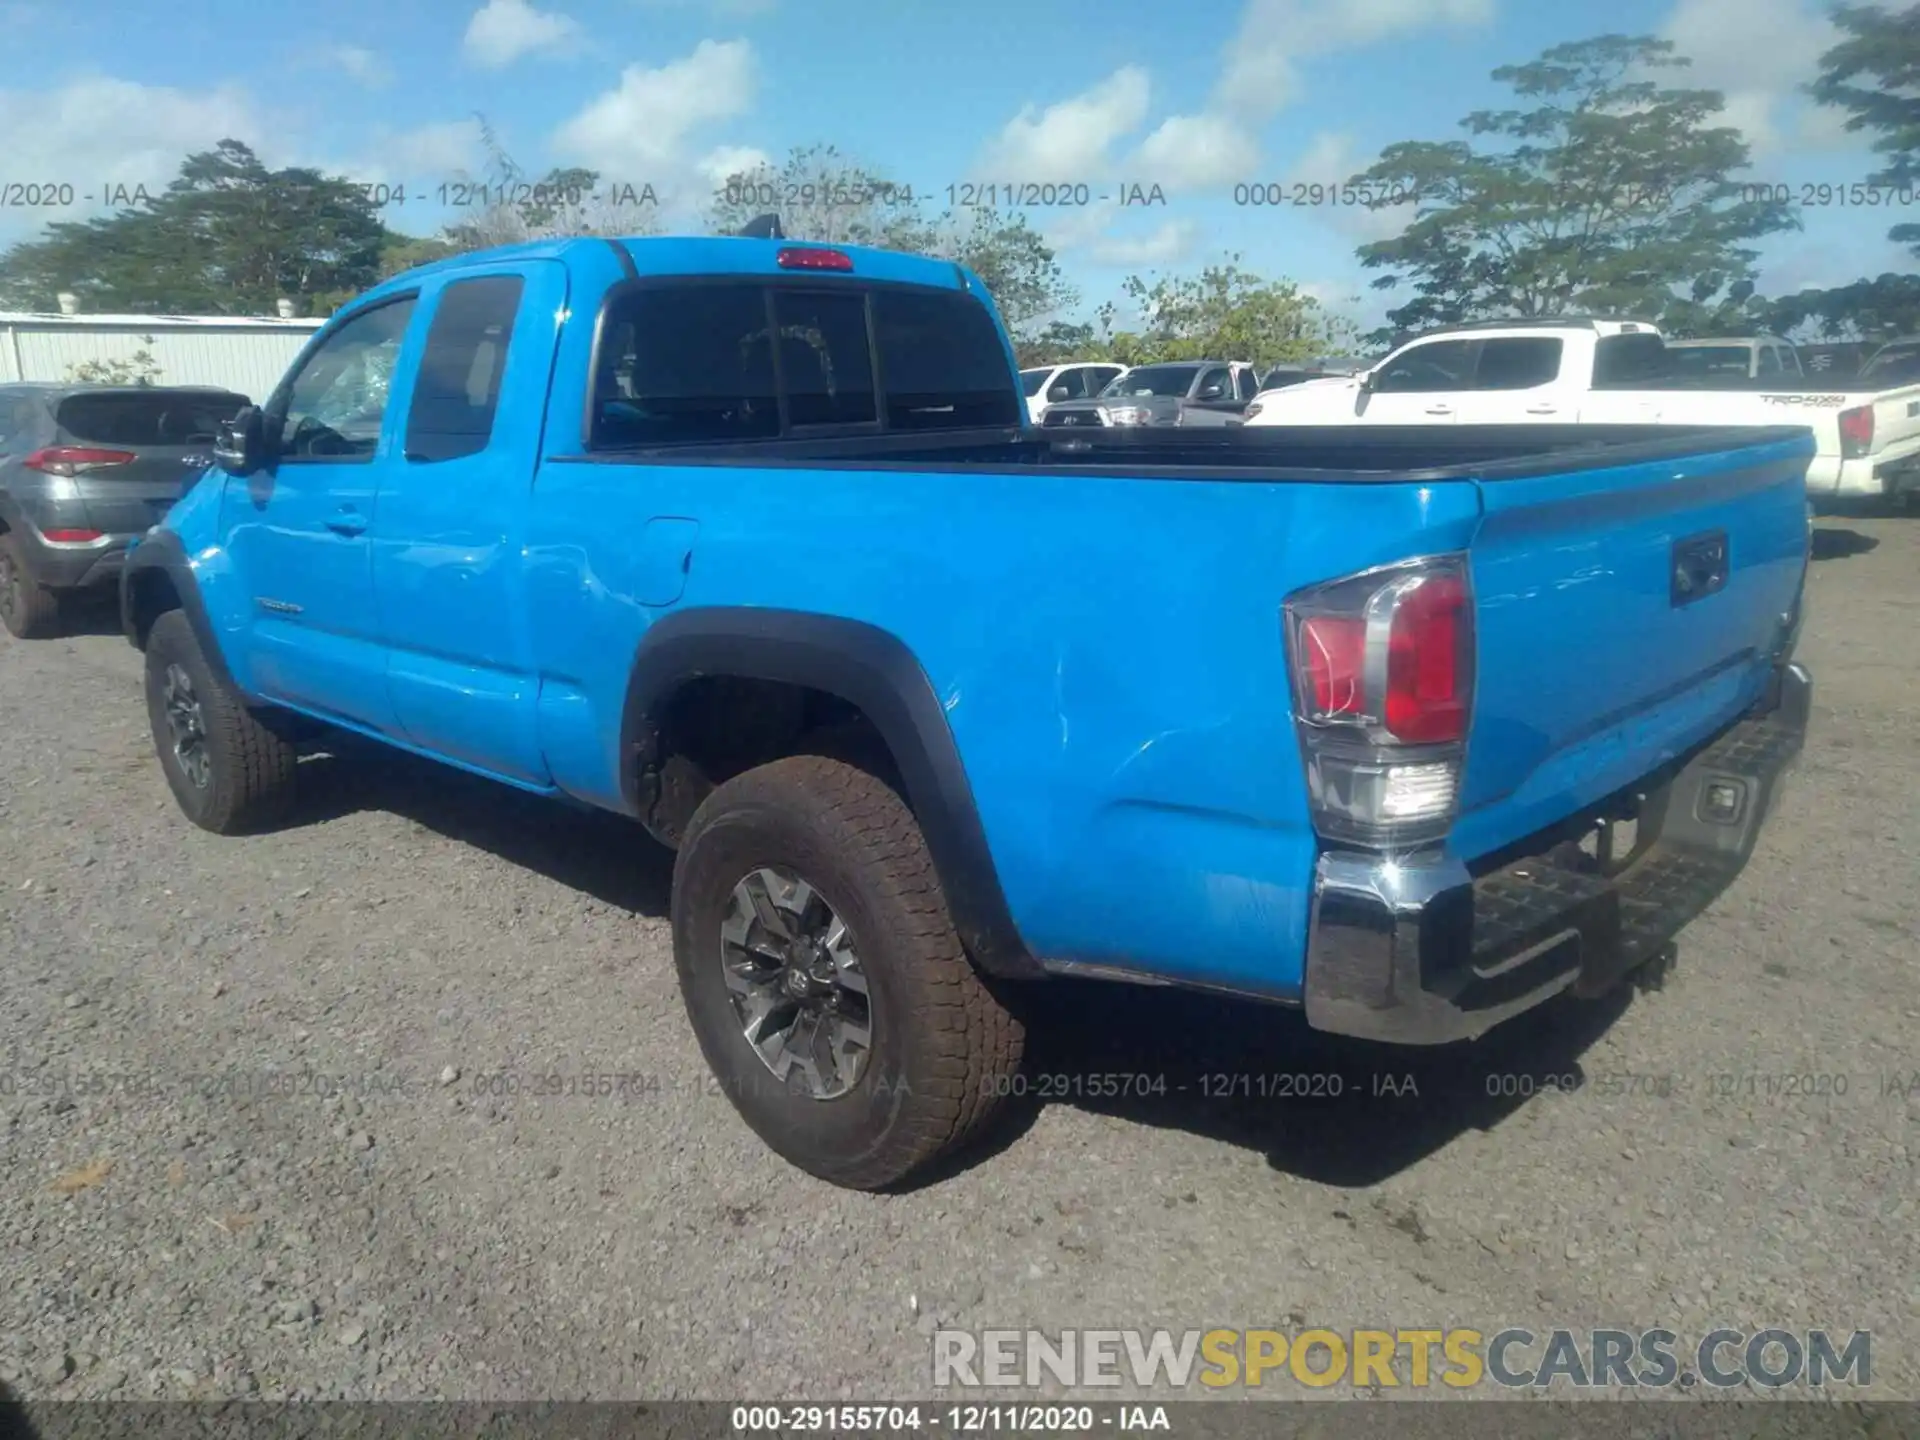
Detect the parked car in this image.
<box><xmin>0</xmin><ymin>383</ymin><xmax>250</xmax><ymax>638</ymax></box>
<box><xmin>1242</xmin><ymin>317</ymin><xmax>1920</xmax><ymax>507</ymax></box>
<box><xmin>1258</xmin><ymin>356</ymin><xmax>1371</xmax><ymax>391</ymax></box>
<box><xmin>123</xmin><ymin>234</ymin><xmax>1811</xmax><ymax>1190</ymax></box>
<box><xmin>1799</xmin><ymin>342</ymin><xmax>1873</xmax><ymax>380</ymax></box>
<box><xmin>1019</xmin><ymin>361</ymin><xmax>1127</xmax><ymax>424</ymax></box>
<box><xmin>1040</xmin><ymin>360</ymin><xmax>1261</xmax><ymax>428</ymax></box>
<box><xmin>1664</xmin><ymin>335</ymin><xmax>1803</xmax><ymax>381</ymax></box>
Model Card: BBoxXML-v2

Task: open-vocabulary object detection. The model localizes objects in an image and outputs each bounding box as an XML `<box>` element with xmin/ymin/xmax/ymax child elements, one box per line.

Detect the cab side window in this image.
<box><xmin>405</xmin><ymin>276</ymin><xmax>525</xmax><ymax>463</ymax></box>
<box><xmin>1374</xmin><ymin>340</ymin><xmax>1477</xmax><ymax>393</ymax></box>
<box><xmin>272</xmin><ymin>297</ymin><xmax>418</xmax><ymax>462</ymax></box>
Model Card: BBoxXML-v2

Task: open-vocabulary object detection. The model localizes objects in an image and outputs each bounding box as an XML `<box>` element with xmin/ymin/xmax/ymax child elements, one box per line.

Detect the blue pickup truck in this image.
<box><xmin>120</xmin><ymin>232</ymin><xmax>1813</xmax><ymax>1189</ymax></box>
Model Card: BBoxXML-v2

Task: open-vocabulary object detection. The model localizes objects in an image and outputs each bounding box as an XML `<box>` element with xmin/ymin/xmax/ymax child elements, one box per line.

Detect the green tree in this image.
<box><xmin>440</xmin><ymin>119</ymin><xmax>662</xmax><ymax>250</ymax></box>
<box><xmin>1350</xmin><ymin>35</ymin><xmax>1796</xmax><ymax>339</ymax></box>
<box><xmin>67</xmin><ymin>341</ymin><xmax>162</xmax><ymax>386</ymax></box>
<box><xmin>1015</xmin><ymin>320</ymin><xmax>1106</xmax><ymax>368</ymax></box>
<box><xmin>0</xmin><ymin>141</ymin><xmax>390</xmax><ymax>315</ymax></box>
<box><xmin>704</xmin><ymin>142</ymin><xmax>925</xmax><ymax>248</ymax></box>
<box><xmin>1810</xmin><ymin>4</ymin><xmax>1920</xmax><ymax>258</ymax></box>
<box><xmin>1094</xmin><ymin>259</ymin><xmax>1356</xmax><ymax>370</ymax></box>
<box><xmin>1764</xmin><ymin>273</ymin><xmax>1920</xmax><ymax>339</ymax></box>
<box><xmin>704</xmin><ymin>145</ymin><xmax>1077</xmax><ymax>342</ymax></box>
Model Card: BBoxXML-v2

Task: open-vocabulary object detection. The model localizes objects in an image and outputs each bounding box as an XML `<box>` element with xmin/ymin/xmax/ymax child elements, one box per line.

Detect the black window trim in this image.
<box><xmin>268</xmin><ymin>290</ymin><xmax>422</xmax><ymax>468</ymax></box>
<box><xmin>581</xmin><ymin>273</ymin><xmax>1015</xmax><ymax>452</ymax></box>
<box><xmin>403</xmin><ymin>272</ymin><xmax>528</xmax><ymax>466</ymax></box>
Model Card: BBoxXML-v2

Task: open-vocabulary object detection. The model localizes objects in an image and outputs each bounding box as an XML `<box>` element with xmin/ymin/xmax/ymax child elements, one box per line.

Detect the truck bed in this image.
<box><xmin>566</xmin><ymin>422</ymin><xmax>1815</xmax><ymax>481</ymax></box>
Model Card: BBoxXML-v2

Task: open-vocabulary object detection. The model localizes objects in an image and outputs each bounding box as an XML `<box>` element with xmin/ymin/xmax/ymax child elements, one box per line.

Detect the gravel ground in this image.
<box><xmin>1</xmin><ymin>516</ymin><xmax>1916</xmax><ymax>1405</ymax></box>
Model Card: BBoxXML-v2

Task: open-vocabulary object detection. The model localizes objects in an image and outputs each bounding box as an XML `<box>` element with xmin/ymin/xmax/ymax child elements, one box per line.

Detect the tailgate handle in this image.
<box><xmin>1671</xmin><ymin>530</ymin><xmax>1729</xmax><ymax>607</ymax></box>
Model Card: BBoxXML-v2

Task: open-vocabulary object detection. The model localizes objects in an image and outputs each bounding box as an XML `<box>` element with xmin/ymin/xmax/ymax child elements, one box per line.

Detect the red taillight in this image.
<box><xmin>775</xmin><ymin>247</ymin><xmax>854</xmax><ymax>271</ymax></box>
<box><xmin>1838</xmin><ymin>404</ymin><xmax>1874</xmax><ymax>459</ymax></box>
<box><xmin>1284</xmin><ymin>556</ymin><xmax>1475</xmax><ymax>848</ymax></box>
<box><xmin>24</xmin><ymin>446</ymin><xmax>136</xmax><ymax>476</ymax></box>
<box><xmin>42</xmin><ymin>528</ymin><xmax>104</xmax><ymax>543</ymax></box>
<box><xmin>1385</xmin><ymin>573</ymin><xmax>1468</xmax><ymax>744</ymax></box>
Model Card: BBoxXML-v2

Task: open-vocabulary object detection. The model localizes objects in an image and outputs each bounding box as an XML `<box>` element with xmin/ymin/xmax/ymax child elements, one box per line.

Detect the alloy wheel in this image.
<box><xmin>719</xmin><ymin>867</ymin><xmax>872</xmax><ymax>1099</ymax></box>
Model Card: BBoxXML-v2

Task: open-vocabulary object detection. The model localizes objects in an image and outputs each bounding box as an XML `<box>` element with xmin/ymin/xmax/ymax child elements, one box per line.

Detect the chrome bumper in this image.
<box><xmin>1301</xmin><ymin>663</ymin><xmax>1812</xmax><ymax>1045</ymax></box>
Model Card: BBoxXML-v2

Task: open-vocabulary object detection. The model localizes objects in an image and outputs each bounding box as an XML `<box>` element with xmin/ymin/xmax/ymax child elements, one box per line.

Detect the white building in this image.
<box><xmin>0</xmin><ymin>296</ymin><xmax>324</xmax><ymax>404</ymax></box>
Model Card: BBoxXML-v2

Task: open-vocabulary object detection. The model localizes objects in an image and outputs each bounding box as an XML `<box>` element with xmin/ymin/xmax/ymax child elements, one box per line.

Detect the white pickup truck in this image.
<box><xmin>1242</xmin><ymin>318</ymin><xmax>1920</xmax><ymax>506</ymax></box>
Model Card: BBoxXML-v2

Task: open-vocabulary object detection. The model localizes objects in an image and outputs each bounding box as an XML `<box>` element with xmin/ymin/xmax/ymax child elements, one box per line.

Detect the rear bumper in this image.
<box><xmin>7</xmin><ymin>522</ymin><xmax>133</xmax><ymax>591</ymax></box>
<box><xmin>1302</xmin><ymin>663</ymin><xmax>1811</xmax><ymax>1045</ymax></box>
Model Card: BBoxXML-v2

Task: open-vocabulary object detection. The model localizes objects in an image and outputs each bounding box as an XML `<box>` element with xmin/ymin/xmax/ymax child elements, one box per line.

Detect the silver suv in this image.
<box><xmin>0</xmin><ymin>384</ymin><xmax>249</xmax><ymax>638</ymax></box>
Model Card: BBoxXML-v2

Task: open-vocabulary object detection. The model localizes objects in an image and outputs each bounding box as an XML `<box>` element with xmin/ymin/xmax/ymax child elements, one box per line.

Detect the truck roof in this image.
<box><xmin>1405</xmin><ymin>316</ymin><xmax>1662</xmax><ymax>342</ymax></box>
<box><xmin>1667</xmin><ymin>335</ymin><xmax>1790</xmax><ymax>347</ymax></box>
<box><xmin>368</xmin><ymin>234</ymin><xmax>982</xmax><ymax>304</ymax></box>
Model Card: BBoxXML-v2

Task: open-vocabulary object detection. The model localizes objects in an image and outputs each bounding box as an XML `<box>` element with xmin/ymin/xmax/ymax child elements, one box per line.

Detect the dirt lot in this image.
<box><xmin>1</xmin><ymin>517</ymin><xmax>1916</xmax><ymax>1404</ymax></box>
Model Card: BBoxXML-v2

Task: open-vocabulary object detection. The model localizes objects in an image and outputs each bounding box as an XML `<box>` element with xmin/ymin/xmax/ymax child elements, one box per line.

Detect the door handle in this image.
<box><xmin>326</xmin><ymin>509</ymin><xmax>368</xmax><ymax>537</ymax></box>
<box><xmin>1424</xmin><ymin>405</ymin><xmax>1453</xmax><ymax>415</ymax></box>
<box><xmin>1525</xmin><ymin>405</ymin><xmax>1559</xmax><ymax>415</ymax></box>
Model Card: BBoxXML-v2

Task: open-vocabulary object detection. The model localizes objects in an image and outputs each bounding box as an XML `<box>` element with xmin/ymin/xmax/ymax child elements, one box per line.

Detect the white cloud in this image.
<box><xmin>1658</xmin><ymin>0</ymin><xmax>1841</xmax><ymax>159</ymax></box>
<box><xmin>550</xmin><ymin>39</ymin><xmax>758</xmax><ymax>209</ymax></box>
<box><xmin>321</xmin><ymin>45</ymin><xmax>393</xmax><ymax>87</ymax></box>
<box><xmin>0</xmin><ymin>76</ymin><xmax>269</xmax><ymax>239</ymax></box>
<box><xmin>1216</xmin><ymin>0</ymin><xmax>1494</xmax><ymax>120</ymax></box>
<box><xmin>331</xmin><ymin>119</ymin><xmax>488</xmax><ymax>190</ymax></box>
<box><xmin>1038</xmin><ymin>201</ymin><xmax>1124</xmax><ymax>255</ymax></box>
<box><xmin>1087</xmin><ymin>219</ymin><xmax>1204</xmax><ymax>267</ymax></box>
<box><xmin>462</xmin><ymin>0</ymin><xmax>581</xmax><ymax>68</ymax></box>
<box><xmin>697</xmin><ymin>144</ymin><xmax>774</xmax><ymax>185</ymax></box>
<box><xmin>1282</xmin><ymin>130</ymin><xmax>1414</xmax><ymax>242</ymax></box>
<box><xmin>1127</xmin><ymin>113</ymin><xmax>1260</xmax><ymax>194</ymax></box>
<box><xmin>973</xmin><ymin>67</ymin><xmax>1152</xmax><ymax>183</ymax></box>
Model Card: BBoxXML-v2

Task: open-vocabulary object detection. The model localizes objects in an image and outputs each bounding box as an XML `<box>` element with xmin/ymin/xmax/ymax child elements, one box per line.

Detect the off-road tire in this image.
<box><xmin>671</xmin><ymin>754</ymin><xmax>1025</xmax><ymax>1190</ymax></box>
<box><xmin>0</xmin><ymin>532</ymin><xmax>63</xmax><ymax>640</ymax></box>
<box><xmin>143</xmin><ymin>609</ymin><xmax>298</xmax><ymax>834</ymax></box>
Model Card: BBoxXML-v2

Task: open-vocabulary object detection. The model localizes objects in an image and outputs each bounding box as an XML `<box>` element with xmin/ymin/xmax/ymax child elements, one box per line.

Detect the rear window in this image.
<box><xmin>55</xmin><ymin>391</ymin><xmax>247</xmax><ymax>446</ymax></box>
<box><xmin>590</xmin><ymin>280</ymin><xmax>1018</xmax><ymax>447</ymax></box>
<box><xmin>1669</xmin><ymin>346</ymin><xmax>1752</xmax><ymax>377</ymax></box>
<box><xmin>1104</xmin><ymin>365</ymin><xmax>1199</xmax><ymax>397</ymax></box>
<box><xmin>1591</xmin><ymin>333</ymin><xmax>1673</xmax><ymax>388</ymax></box>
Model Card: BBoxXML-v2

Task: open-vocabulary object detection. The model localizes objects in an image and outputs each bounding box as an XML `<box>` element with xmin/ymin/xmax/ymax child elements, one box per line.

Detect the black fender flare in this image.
<box><xmin>119</xmin><ymin>529</ymin><xmax>237</xmax><ymax>688</ymax></box>
<box><xmin>620</xmin><ymin>607</ymin><xmax>1043</xmax><ymax>980</ymax></box>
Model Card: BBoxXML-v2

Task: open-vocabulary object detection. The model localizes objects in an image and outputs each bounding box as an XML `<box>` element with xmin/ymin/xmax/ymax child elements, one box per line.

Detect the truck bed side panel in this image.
<box><xmin>525</xmin><ymin>459</ymin><xmax>1481</xmax><ymax>997</ymax></box>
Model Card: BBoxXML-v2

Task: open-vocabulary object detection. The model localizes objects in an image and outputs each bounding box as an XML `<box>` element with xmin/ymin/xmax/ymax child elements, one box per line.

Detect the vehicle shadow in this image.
<box><xmin>285</xmin><ymin>741</ymin><xmax>674</xmax><ymax>919</ymax></box>
<box><xmin>52</xmin><ymin>592</ymin><xmax>125</xmax><ymax>637</ymax></box>
<box><xmin>992</xmin><ymin>969</ymin><xmax>1637</xmax><ymax>1190</ymax></box>
<box><xmin>270</xmin><ymin>737</ymin><xmax>1636</xmax><ymax>1192</ymax></box>
<box><xmin>1810</xmin><ymin>527</ymin><xmax>1880</xmax><ymax>562</ymax></box>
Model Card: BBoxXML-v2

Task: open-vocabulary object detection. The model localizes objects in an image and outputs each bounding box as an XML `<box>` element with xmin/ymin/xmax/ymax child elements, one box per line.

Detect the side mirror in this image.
<box><xmin>1048</xmin><ymin>385</ymin><xmax>1070</xmax><ymax>400</ymax></box>
<box><xmin>214</xmin><ymin>406</ymin><xmax>266</xmax><ymax>475</ymax></box>
<box><xmin>1357</xmin><ymin>369</ymin><xmax>1379</xmax><ymax>394</ymax></box>
<box><xmin>1197</xmin><ymin>383</ymin><xmax>1226</xmax><ymax>401</ymax></box>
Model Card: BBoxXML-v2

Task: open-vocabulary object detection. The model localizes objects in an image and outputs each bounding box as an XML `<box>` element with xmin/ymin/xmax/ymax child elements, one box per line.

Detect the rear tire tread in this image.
<box><xmin>0</xmin><ymin>533</ymin><xmax>64</xmax><ymax>640</ymax></box>
<box><xmin>676</xmin><ymin>754</ymin><xmax>1024</xmax><ymax>1189</ymax></box>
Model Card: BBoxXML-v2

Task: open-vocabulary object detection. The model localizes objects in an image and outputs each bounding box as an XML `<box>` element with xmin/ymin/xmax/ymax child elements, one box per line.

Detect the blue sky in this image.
<box><xmin>0</xmin><ymin>0</ymin><xmax>1909</xmax><ymax>332</ymax></box>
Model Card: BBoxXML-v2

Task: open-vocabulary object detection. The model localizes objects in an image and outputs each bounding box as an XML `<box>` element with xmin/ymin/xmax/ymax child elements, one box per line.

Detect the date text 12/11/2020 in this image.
<box><xmin>0</xmin><ymin>179</ymin><xmax>665</xmax><ymax>211</ymax></box>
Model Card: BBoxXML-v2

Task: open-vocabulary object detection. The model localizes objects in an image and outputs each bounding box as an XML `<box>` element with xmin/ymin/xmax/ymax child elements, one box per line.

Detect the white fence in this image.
<box><xmin>0</xmin><ymin>314</ymin><xmax>325</xmax><ymax>404</ymax></box>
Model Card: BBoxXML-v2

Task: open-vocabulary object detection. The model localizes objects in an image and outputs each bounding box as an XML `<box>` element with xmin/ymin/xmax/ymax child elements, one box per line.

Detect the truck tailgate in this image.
<box><xmin>1451</xmin><ymin>431</ymin><xmax>1810</xmax><ymax>861</ymax></box>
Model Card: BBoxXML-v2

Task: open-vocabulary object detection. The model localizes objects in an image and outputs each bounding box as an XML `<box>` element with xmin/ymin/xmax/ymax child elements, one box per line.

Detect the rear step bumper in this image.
<box><xmin>1303</xmin><ymin>662</ymin><xmax>1811</xmax><ymax>1046</ymax></box>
